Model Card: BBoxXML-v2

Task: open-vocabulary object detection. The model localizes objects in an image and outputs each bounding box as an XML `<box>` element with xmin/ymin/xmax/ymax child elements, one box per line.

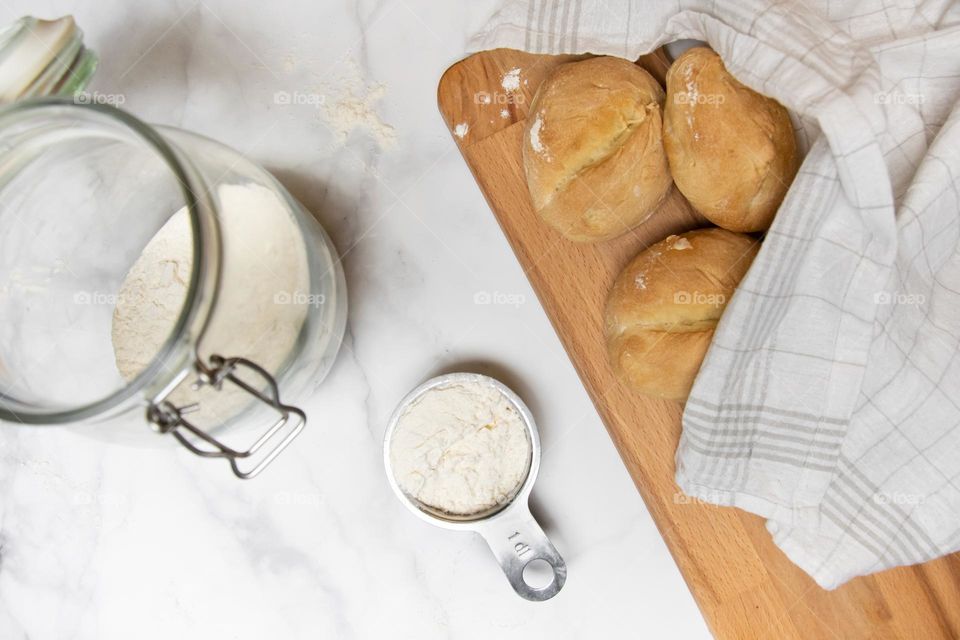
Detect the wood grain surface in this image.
<box><xmin>437</xmin><ymin>47</ymin><xmax>960</xmax><ymax>639</ymax></box>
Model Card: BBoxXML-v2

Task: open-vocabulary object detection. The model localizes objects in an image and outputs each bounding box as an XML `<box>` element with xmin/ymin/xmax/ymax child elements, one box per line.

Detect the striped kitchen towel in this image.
<box><xmin>470</xmin><ymin>0</ymin><xmax>960</xmax><ymax>589</ymax></box>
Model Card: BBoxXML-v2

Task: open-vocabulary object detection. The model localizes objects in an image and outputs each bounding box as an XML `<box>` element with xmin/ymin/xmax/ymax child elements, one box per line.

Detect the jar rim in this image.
<box><xmin>0</xmin><ymin>98</ymin><xmax>218</xmax><ymax>424</ymax></box>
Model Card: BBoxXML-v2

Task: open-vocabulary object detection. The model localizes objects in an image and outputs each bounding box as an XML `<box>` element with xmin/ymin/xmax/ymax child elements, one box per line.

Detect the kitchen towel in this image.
<box><xmin>470</xmin><ymin>0</ymin><xmax>960</xmax><ymax>589</ymax></box>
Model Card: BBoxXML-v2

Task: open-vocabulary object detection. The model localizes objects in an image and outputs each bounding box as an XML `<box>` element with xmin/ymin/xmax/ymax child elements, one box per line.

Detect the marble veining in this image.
<box><xmin>0</xmin><ymin>1</ymin><xmax>709</xmax><ymax>638</ymax></box>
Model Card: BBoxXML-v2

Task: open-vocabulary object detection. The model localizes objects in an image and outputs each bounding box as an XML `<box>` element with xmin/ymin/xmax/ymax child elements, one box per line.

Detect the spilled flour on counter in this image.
<box><xmin>316</xmin><ymin>58</ymin><xmax>396</xmax><ymax>149</ymax></box>
<box><xmin>390</xmin><ymin>381</ymin><xmax>531</xmax><ymax>516</ymax></box>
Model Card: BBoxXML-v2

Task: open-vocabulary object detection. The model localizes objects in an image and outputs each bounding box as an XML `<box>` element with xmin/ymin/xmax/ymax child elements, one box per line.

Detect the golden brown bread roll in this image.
<box><xmin>604</xmin><ymin>228</ymin><xmax>759</xmax><ymax>401</ymax></box>
<box><xmin>663</xmin><ymin>48</ymin><xmax>798</xmax><ymax>233</ymax></box>
<box><xmin>522</xmin><ymin>56</ymin><xmax>673</xmax><ymax>242</ymax></box>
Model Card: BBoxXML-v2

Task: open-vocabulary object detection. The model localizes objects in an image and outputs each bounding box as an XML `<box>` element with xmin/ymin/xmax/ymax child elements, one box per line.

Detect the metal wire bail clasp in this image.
<box><xmin>147</xmin><ymin>355</ymin><xmax>306</xmax><ymax>479</ymax></box>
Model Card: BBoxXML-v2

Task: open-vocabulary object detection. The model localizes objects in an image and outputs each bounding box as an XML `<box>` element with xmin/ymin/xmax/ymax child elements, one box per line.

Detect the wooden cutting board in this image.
<box><xmin>437</xmin><ymin>48</ymin><xmax>960</xmax><ymax>639</ymax></box>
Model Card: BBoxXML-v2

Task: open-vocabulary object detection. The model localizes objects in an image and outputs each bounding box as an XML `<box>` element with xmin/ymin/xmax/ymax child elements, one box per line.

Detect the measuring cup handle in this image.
<box><xmin>476</xmin><ymin>502</ymin><xmax>566</xmax><ymax>601</ymax></box>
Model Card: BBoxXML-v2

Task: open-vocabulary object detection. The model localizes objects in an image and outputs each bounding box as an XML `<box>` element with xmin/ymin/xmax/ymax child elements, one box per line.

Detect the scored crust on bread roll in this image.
<box><xmin>522</xmin><ymin>56</ymin><xmax>673</xmax><ymax>242</ymax></box>
<box><xmin>663</xmin><ymin>47</ymin><xmax>798</xmax><ymax>233</ymax></box>
<box><xmin>604</xmin><ymin>228</ymin><xmax>759</xmax><ymax>401</ymax></box>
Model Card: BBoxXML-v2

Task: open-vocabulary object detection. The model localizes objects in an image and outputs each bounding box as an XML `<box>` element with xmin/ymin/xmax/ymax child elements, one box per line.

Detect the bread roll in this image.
<box><xmin>523</xmin><ymin>56</ymin><xmax>673</xmax><ymax>242</ymax></box>
<box><xmin>663</xmin><ymin>48</ymin><xmax>798</xmax><ymax>233</ymax></box>
<box><xmin>604</xmin><ymin>228</ymin><xmax>759</xmax><ymax>401</ymax></box>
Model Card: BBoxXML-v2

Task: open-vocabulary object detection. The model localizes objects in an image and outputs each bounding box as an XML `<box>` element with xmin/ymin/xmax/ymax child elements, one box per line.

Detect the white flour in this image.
<box><xmin>529</xmin><ymin>111</ymin><xmax>547</xmax><ymax>157</ymax></box>
<box><xmin>323</xmin><ymin>83</ymin><xmax>396</xmax><ymax>148</ymax></box>
<box><xmin>501</xmin><ymin>67</ymin><xmax>521</xmax><ymax>92</ymax></box>
<box><xmin>318</xmin><ymin>58</ymin><xmax>396</xmax><ymax>149</ymax></box>
<box><xmin>390</xmin><ymin>382</ymin><xmax>531</xmax><ymax>516</ymax></box>
<box><xmin>111</xmin><ymin>182</ymin><xmax>309</xmax><ymax>427</ymax></box>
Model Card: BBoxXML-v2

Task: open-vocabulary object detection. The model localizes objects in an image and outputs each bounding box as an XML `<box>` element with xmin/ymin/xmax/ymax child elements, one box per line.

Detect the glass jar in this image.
<box><xmin>0</xmin><ymin>99</ymin><xmax>347</xmax><ymax>478</ymax></box>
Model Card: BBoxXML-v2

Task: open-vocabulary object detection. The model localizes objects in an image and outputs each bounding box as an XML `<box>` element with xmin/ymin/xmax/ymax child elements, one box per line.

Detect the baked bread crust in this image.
<box><xmin>663</xmin><ymin>47</ymin><xmax>798</xmax><ymax>233</ymax></box>
<box><xmin>523</xmin><ymin>56</ymin><xmax>673</xmax><ymax>242</ymax></box>
<box><xmin>604</xmin><ymin>228</ymin><xmax>760</xmax><ymax>400</ymax></box>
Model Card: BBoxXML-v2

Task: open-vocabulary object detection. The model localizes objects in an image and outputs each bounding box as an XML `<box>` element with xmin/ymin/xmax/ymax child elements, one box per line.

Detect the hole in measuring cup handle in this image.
<box><xmin>146</xmin><ymin>354</ymin><xmax>306</xmax><ymax>479</ymax></box>
<box><xmin>475</xmin><ymin>501</ymin><xmax>567</xmax><ymax>602</ymax></box>
<box><xmin>522</xmin><ymin>557</ymin><xmax>555</xmax><ymax>589</ymax></box>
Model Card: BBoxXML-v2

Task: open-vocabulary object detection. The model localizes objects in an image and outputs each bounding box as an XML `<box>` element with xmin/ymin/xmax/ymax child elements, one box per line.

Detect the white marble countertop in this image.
<box><xmin>0</xmin><ymin>1</ymin><xmax>709</xmax><ymax>638</ymax></box>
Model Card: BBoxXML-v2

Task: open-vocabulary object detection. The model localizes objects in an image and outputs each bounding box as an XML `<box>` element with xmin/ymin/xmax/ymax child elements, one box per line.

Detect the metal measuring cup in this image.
<box><xmin>383</xmin><ymin>372</ymin><xmax>566</xmax><ymax>601</ymax></box>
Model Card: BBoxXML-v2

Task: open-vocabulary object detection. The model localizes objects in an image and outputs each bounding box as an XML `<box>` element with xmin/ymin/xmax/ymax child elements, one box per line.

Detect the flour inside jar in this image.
<box><xmin>110</xmin><ymin>182</ymin><xmax>310</xmax><ymax>427</ymax></box>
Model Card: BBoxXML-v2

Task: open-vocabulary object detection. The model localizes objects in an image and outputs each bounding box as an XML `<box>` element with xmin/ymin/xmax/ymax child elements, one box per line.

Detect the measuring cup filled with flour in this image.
<box><xmin>0</xmin><ymin>97</ymin><xmax>347</xmax><ymax>478</ymax></box>
<box><xmin>384</xmin><ymin>373</ymin><xmax>566</xmax><ymax>601</ymax></box>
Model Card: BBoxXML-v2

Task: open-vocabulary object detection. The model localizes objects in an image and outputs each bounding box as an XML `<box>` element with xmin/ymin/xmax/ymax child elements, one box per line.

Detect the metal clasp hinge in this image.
<box><xmin>147</xmin><ymin>355</ymin><xmax>306</xmax><ymax>479</ymax></box>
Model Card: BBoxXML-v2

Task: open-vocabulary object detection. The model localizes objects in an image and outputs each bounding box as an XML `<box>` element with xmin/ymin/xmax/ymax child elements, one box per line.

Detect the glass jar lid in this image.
<box><xmin>0</xmin><ymin>16</ymin><xmax>98</xmax><ymax>103</ymax></box>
